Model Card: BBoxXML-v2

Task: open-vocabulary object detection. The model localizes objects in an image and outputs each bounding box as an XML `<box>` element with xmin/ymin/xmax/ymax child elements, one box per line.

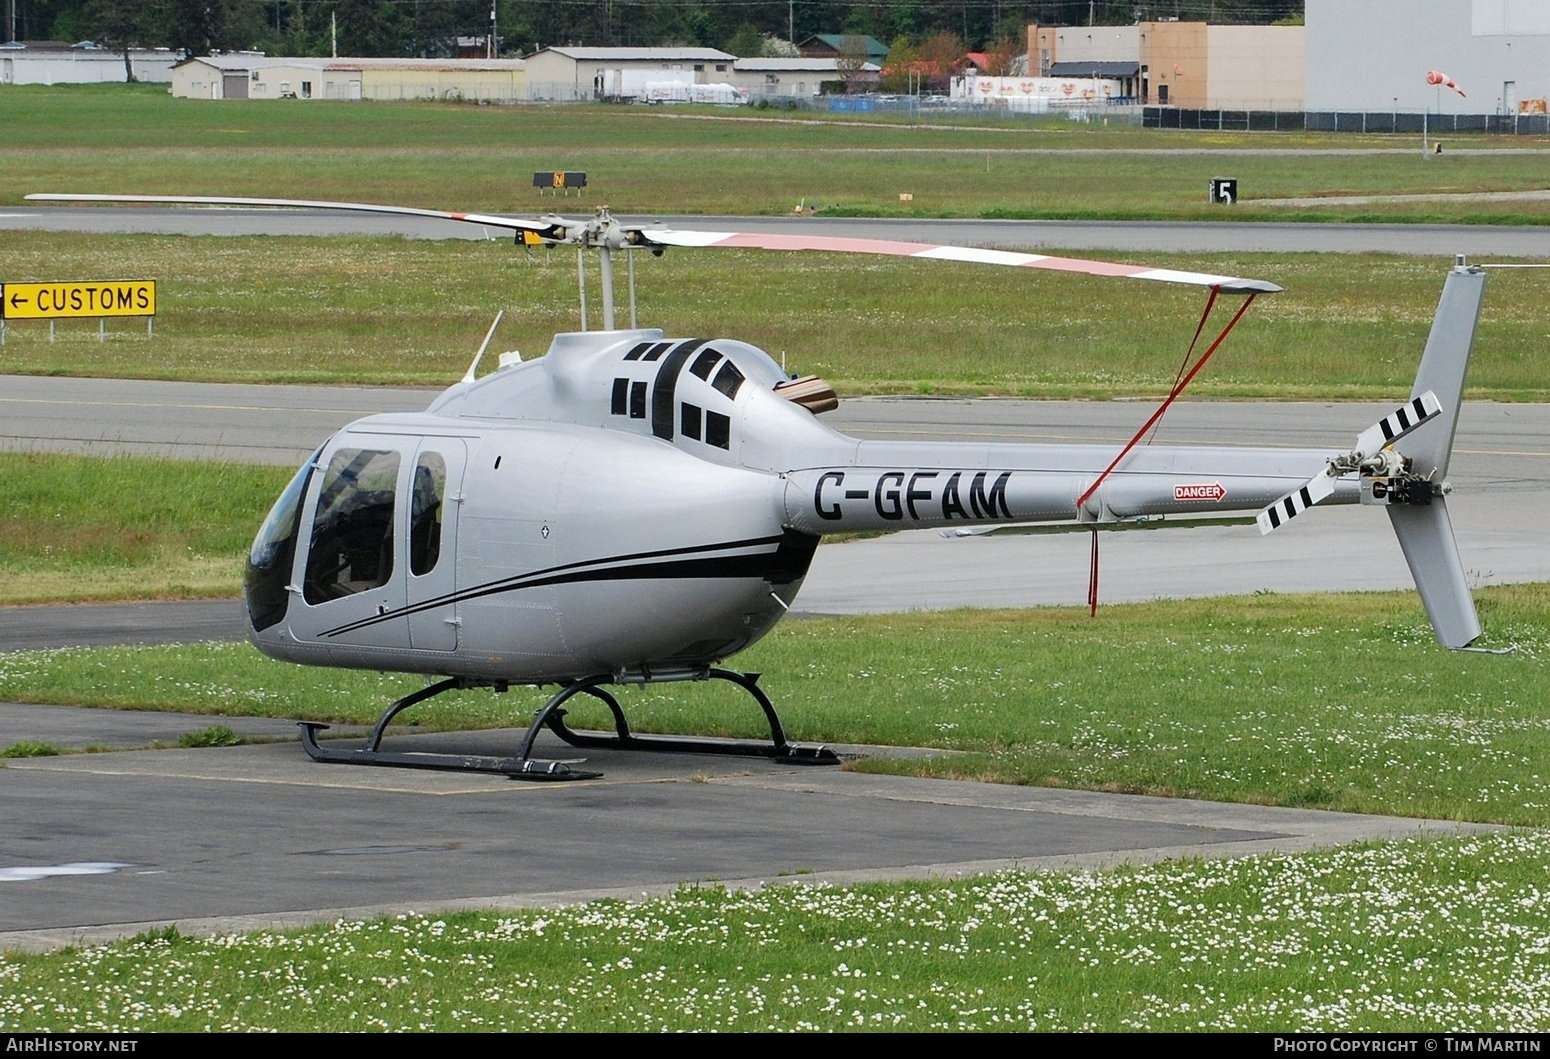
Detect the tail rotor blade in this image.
<box><xmin>1256</xmin><ymin>470</ymin><xmax>1337</xmax><ymax>535</ymax></box>
<box><xmin>1257</xmin><ymin>390</ymin><xmax>1443</xmax><ymax>536</ymax></box>
<box><xmin>1352</xmin><ymin>391</ymin><xmax>1442</xmax><ymax>463</ymax></box>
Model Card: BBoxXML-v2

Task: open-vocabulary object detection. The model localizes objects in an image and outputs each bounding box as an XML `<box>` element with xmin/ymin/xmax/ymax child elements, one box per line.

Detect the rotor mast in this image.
<box><xmin>562</xmin><ymin>205</ymin><xmax>647</xmax><ymax>332</ymax></box>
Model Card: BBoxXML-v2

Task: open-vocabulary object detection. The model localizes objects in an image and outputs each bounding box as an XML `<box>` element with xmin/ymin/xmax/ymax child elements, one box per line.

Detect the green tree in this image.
<box><xmin>724</xmin><ymin>20</ymin><xmax>763</xmax><ymax>58</ymax></box>
<box><xmin>982</xmin><ymin>34</ymin><xmax>1020</xmax><ymax>76</ymax></box>
<box><xmin>83</xmin><ymin>0</ymin><xmax>153</xmax><ymax>79</ymax></box>
<box><xmin>881</xmin><ymin>34</ymin><xmax>919</xmax><ymax>93</ymax></box>
<box><xmin>158</xmin><ymin>0</ymin><xmax>265</xmax><ymax>56</ymax></box>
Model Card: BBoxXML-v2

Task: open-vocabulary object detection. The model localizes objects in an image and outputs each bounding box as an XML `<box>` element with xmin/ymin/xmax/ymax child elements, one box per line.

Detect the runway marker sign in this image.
<box><xmin>2</xmin><ymin>280</ymin><xmax>156</xmax><ymax>319</ymax></box>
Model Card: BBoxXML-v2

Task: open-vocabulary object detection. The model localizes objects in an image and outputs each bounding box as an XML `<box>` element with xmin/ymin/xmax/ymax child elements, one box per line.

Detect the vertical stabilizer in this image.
<box><xmin>1389</xmin><ymin>262</ymin><xmax>1487</xmax><ymax>649</ymax></box>
<box><xmin>1388</xmin><ymin>500</ymin><xmax>1481</xmax><ymax>648</ymax></box>
<box><xmin>1401</xmin><ymin>263</ymin><xmax>1486</xmax><ymax>481</ymax></box>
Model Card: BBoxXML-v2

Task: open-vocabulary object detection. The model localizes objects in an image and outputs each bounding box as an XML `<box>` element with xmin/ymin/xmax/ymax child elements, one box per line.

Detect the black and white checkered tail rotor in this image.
<box><xmin>1255</xmin><ymin>391</ymin><xmax>1444</xmax><ymax>535</ymax></box>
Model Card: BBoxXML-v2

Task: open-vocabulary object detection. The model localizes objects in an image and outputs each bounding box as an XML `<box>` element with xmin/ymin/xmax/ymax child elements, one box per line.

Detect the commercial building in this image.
<box><xmin>1306</xmin><ymin>0</ymin><xmax>1550</xmax><ymax>115</ymax></box>
<box><xmin>170</xmin><ymin>55</ymin><xmax>526</xmax><ymax>102</ymax></box>
<box><xmin>1027</xmin><ymin>21</ymin><xmax>1303</xmax><ymax>109</ymax></box>
<box><xmin>523</xmin><ymin>46</ymin><xmax>734</xmax><ymax>102</ymax></box>
<box><xmin>0</xmin><ymin>40</ymin><xmax>177</xmax><ymax>84</ymax></box>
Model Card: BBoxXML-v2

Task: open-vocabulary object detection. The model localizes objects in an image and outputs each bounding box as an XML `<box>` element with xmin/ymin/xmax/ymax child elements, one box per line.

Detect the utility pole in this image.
<box><xmin>489</xmin><ymin>2</ymin><xmax>496</xmax><ymax>58</ymax></box>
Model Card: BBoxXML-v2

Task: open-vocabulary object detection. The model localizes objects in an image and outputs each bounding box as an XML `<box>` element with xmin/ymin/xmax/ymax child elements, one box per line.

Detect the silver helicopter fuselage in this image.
<box><xmin>244</xmin><ymin>326</ymin><xmax>1357</xmax><ymax>684</ymax></box>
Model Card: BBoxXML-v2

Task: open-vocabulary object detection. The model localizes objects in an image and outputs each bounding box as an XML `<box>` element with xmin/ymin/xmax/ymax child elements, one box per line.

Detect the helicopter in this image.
<box><xmin>27</xmin><ymin>193</ymin><xmax>1491</xmax><ymax>781</ymax></box>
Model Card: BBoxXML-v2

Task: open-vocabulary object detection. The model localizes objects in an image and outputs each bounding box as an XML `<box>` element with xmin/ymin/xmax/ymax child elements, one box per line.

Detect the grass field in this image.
<box><xmin>2</xmin><ymin>233</ymin><xmax>1548</xmax><ymax>398</ymax></box>
<box><xmin>0</xmin><ymin>454</ymin><xmax>289</xmax><ymax>604</ymax></box>
<box><xmin>4</xmin><ymin>832</ymin><xmax>1550</xmax><ymax>1031</ymax></box>
<box><xmin>6</xmin><ymin>86</ymin><xmax>1549</xmax><ymax>397</ymax></box>
<box><xmin>4</xmin><ymin>84</ymin><xmax>1550</xmax><ymax>222</ymax></box>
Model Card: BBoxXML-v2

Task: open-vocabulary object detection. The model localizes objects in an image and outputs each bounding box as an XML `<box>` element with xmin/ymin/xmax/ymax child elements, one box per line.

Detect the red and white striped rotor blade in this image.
<box><xmin>640</xmin><ymin>228</ymin><xmax>1282</xmax><ymax>294</ymax></box>
<box><xmin>26</xmin><ymin>194</ymin><xmax>1283</xmax><ymax>293</ymax></box>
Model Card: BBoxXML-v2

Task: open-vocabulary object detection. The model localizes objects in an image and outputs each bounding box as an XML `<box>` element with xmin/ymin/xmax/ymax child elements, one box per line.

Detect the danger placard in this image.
<box><xmin>1174</xmin><ymin>482</ymin><xmax>1227</xmax><ymax>502</ymax></box>
<box><xmin>1</xmin><ymin>281</ymin><xmax>156</xmax><ymax>319</ymax></box>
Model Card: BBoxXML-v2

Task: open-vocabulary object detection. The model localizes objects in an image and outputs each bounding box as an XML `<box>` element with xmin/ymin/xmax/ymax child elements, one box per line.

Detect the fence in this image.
<box><xmin>1143</xmin><ymin>107</ymin><xmax>1550</xmax><ymax>136</ymax></box>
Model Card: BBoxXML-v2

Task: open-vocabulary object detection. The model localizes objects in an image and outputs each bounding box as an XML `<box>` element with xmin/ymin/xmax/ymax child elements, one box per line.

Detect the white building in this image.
<box><xmin>1306</xmin><ymin>0</ymin><xmax>1550</xmax><ymax>115</ymax></box>
<box><xmin>524</xmin><ymin>46</ymin><xmax>734</xmax><ymax>102</ymax></box>
<box><xmin>171</xmin><ymin>55</ymin><xmax>526</xmax><ymax>103</ymax></box>
<box><xmin>728</xmin><ymin>57</ymin><xmax>879</xmax><ymax>99</ymax></box>
<box><xmin>0</xmin><ymin>41</ymin><xmax>178</xmax><ymax>84</ymax></box>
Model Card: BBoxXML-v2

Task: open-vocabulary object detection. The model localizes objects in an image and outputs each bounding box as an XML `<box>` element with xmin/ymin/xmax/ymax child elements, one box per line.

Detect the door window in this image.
<box><xmin>303</xmin><ymin>448</ymin><xmax>401</xmax><ymax>604</ymax></box>
<box><xmin>410</xmin><ymin>452</ymin><xmax>446</xmax><ymax>576</ymax></box>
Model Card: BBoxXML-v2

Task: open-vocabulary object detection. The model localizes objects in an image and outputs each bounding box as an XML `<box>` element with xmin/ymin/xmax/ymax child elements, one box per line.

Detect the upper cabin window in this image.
<box><xmin>304</xmin><ymin>448</ymin><xmax>400</xmax><ymax>605</ymax></box>
<box><xmin>410</xmin><ymin>452</ymin><xmax>446</xmax><ymax>577</ymax></box>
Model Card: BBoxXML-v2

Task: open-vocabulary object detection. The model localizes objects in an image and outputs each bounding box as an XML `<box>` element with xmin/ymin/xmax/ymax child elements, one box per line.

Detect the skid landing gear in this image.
<box><xmin>298</xmin><ymin>669</ymin><xmax>841</xmax><ymax>781</ymax></box>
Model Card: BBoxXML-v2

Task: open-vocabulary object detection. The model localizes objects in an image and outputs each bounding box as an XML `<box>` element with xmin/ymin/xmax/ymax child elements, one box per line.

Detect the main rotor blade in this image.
<box><xmin>25</xmin><ymin>193</ymin><xmax>562</xmax><ymax>236</ymax></box>
<box><xmin>639</xmin><ymin>228</ymin><xmax>1282</xmax><ymax>293</ymax></box>
<box><xmin>27</xmin><ymin>193</ymin><xmax>1282</xmax><ymax>293</ymax></box>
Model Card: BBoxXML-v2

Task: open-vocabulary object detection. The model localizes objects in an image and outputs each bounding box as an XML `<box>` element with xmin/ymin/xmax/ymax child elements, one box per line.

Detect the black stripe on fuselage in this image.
<box><xmin>316</xmin><ymin>533</ymin><xmax>788</xmax><ymax>639</ymax></box>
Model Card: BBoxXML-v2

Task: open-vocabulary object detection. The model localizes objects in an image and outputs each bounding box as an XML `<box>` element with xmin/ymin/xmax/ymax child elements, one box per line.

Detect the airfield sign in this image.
<box><xmin>1</xmin><ymin>280</ymin><xmax>156</xmax><ymax>319</ymax></box>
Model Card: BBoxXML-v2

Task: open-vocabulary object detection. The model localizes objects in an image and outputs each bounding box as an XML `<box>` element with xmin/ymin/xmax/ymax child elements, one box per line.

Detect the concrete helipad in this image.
<box><xmin>0</xmin><ymin>707</ymin><xmax>1497</xmax><ymax>954</ymax></box>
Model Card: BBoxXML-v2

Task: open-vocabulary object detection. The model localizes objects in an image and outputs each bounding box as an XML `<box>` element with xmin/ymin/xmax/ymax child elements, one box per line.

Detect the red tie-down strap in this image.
<box><xmin>1078</xmin><ymin>287</ymin><xmax>1261</xmax><ymax>615</ymax></box>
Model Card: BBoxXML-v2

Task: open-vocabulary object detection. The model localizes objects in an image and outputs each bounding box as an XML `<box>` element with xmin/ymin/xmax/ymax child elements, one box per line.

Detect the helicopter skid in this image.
<box><xmin>298</xmin><ymin>722</ymin><xmax>600</xmax><ymax>780</ymax></box>
<box><xmin>294</xmin><ymin>669</ymin><xmax>838</xmax><ymax>781</ymax></box>
<box><xmin>543</xmin><ymin>711</ymin><xmax>842</xmax><ymax>766</ymax></box>
<box><xmin>524</xmin><ymin>668</ymin><xmax>843</xmax><ymax>774</ymax></box>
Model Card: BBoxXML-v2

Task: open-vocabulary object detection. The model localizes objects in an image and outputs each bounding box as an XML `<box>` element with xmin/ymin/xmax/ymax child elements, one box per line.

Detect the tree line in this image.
<box><xmin>14</xmin><ymin>1</ymin><xmax>1303</xmax><ymax>61</ymax></box>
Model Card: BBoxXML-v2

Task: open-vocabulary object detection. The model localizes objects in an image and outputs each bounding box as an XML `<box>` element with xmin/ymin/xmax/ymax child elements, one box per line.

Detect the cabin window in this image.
<box><xmin>711</xmin><ymin>360</ymin><xmax>745</xmax><ymax>400</ymax></box>
<box><xmin>681</xmin><ymin>402</ymin><xmax>702</xmax><ymax>440</ymax></box>
<box><xmin>304</xmin><ymin>448</ymin><xmax>401</xmax><ymax>604</ymax></box>
<box><xmin>410</xmin><ymin>452</ymin><xmax>446</xmax><ymax>576</ymax></box>
<box><xmin>689</xmin><ymin>348</ymin><xmax>721</xmax><ymax>380</ymax></box>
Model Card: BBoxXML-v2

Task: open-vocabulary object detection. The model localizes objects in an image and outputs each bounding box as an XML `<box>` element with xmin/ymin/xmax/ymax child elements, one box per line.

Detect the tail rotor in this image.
<box><xmin>1256</xmin><ymin>261</ymin><xmax>1487</xmax><ymax>649</ymax></box>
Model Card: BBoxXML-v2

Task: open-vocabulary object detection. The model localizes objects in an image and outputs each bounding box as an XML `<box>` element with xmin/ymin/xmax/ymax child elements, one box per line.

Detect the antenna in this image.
<box><xmin>461</xmin><ymin>310</ymin><xmax>504</xmax><ymax>383</ymax></box>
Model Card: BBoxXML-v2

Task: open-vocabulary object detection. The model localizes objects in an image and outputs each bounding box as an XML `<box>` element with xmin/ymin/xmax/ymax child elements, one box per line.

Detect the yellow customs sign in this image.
<box><xmin>2</xmin><ymin>280</ymin><xmax>156</xmax><ymax>319</ymax></box>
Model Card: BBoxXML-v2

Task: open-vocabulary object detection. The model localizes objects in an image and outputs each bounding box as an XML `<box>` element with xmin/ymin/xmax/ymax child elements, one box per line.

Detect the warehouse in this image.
<box><xmin>170</xmin><ymin>55</ymin><xmax>526</xmax><ymax>103</ymax></box>
<box><xmin>524</xmin><ymin>46</ymin><xmax>734</xmax><ymax>102</ymax></box>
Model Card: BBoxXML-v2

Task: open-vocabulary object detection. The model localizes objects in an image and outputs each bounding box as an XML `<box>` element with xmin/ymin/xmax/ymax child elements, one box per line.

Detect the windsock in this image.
<box><xmin>1425</xmin><ymin>69</ymin><xmax>1467</xmax><ymax>97</ymax></box>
